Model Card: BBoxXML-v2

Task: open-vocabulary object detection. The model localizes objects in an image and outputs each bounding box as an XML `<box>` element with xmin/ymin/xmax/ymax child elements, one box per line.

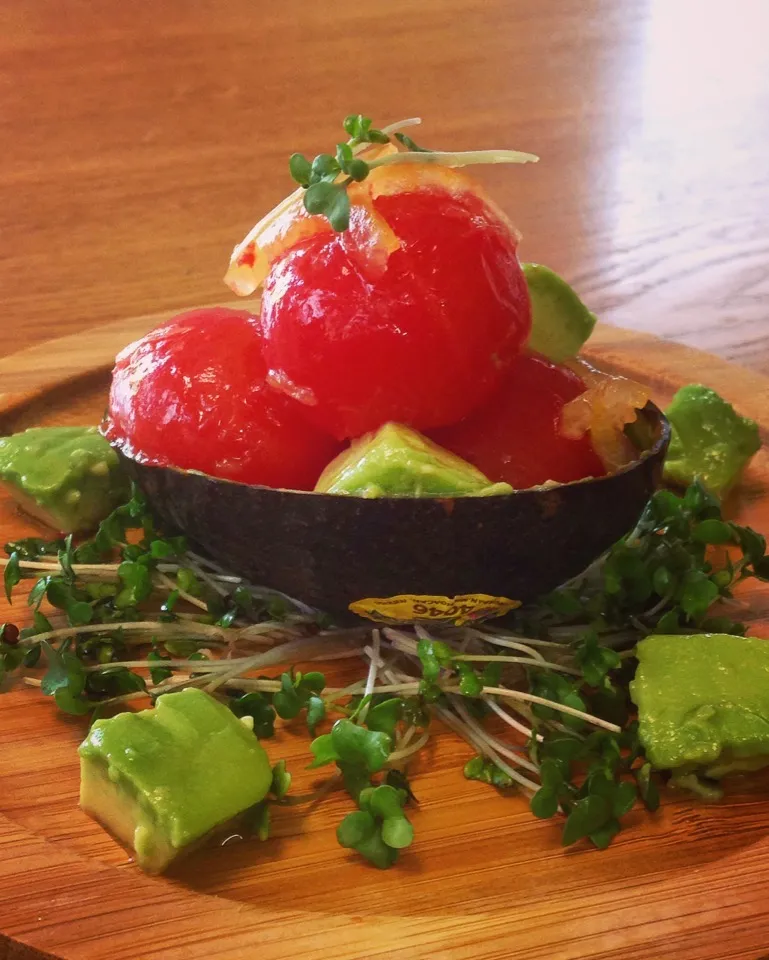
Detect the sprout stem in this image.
<box><xmin>450</xmin><ymin>686</ymin><xmax>621</xmax><ymax>733</ymax></box>
<box><xmin>388</xmin><ymin>731</ymin><xmax>430</xmax><ymax>764</ymax></box>
<box><xmin>468</xmin><ymin>629</ymin><xmax>566</xmax><ymax>650</ymax></box>
<box><xmin>434</xmin><ymin>705</ymin><xmax>540</xmax><ymax>793</ymax></box>
<box><xmin>369</xmin><ymin>149</ymin><xmax>539</xmax><ymax>170</ymax></box>
<box><xmin>155</xmin><ymin>572</ymin><xmax>209</xmax><ymax>612</ymax></box>
<box><xmin>453</xmin><ymin>654</ymin><xmax>582</xmax><ymax>676</ymax></box>
<box><xmin>18</xmin><ymin>620</ymin><xmax>230</xmax><ymax>648</ymax></box>
<box><xmin>357</xmin><ymin>629</ymin><xmax>381</xmax><ymax>725</ymax></box>
<box><xmin>451</xmin><ymin>697</ymin><xmax>540</xmax><ymax>775</ymax></box>
<box><xmin>483</xmin><ymin>697</ymin><xmax>537</xmax><ymax>742</ymax></box>
<box><xmin>0</xmin><ymin>557</ymin><xmax>120</xmax><ymax>577</ymax></box>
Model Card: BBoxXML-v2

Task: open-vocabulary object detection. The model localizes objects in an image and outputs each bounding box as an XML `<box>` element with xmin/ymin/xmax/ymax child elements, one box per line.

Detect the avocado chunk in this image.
<box><xmin>663</xmin><ymin>385</ymin><xmax>761</xmax><ymax>495</ymax></box>
<box><xmin>0</xmin><ymin>426</ymin><xmax>130</xmax><ymax>533</ymax></box>
<box><xmin>522</xmin><ymin>263</ymin><xmax>597</xmax><ymax>363</ymax></box>
<box><xmin>315</xmin><ymin>422</ymin><xmax>513</xmax><ymax>498</ymax></box>
<box><xmin>631</xmin><ymin>633</ymin><xmax>769</xmax><ymax>777</ymax></box>
<box><xmin>79</xmin><ymin>688</ymin><xmax>272</xmax><ymax>873</ymax></box>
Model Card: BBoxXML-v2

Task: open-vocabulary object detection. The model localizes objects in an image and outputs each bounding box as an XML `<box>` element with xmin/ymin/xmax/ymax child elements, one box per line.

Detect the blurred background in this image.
<box><xmin>1</xmin><ymin>0</ymin><xmax>768</xmax><ymax>367</ymax></box>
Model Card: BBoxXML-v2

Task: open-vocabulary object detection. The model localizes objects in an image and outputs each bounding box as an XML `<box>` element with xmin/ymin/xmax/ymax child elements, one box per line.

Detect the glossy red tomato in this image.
<box><xmin>431</xmin><ymin>352</ymin><xmax>607</xmax><ymax>489</ymax></box>
<box><xmin>105</xmin><ymin>307</ymin><xmax>341</xmax><ymax>490</ymax></box>
<box><xmin>260</xmin><ymin>185</ymin><xmax>531</xmax><ymax>440</ymax></box>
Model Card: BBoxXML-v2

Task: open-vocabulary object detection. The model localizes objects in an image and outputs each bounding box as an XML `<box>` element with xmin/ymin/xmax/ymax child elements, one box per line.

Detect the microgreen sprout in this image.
<box><xmin>288</xmin><ymin>114</ymin><xmax>538</xmax><ymax>232</ymax></box>
<box><xmin>337</xmin><ymin>783</ymin><xmax>414</xmax><ymax>869</ymax></box>
<box><xmin>2</xmin><ymin>479</ymin><xmax>768</xmax><ymax>864</ymax></box>
<box><xmin>243</xmin><ymin>759</ymin><xmax>294</xmax><ymax>842</ymax></box>
<box><xmin>272</xmin><ymin>669</ymin><xmax>326</xmax><ymax>732</ymax></box>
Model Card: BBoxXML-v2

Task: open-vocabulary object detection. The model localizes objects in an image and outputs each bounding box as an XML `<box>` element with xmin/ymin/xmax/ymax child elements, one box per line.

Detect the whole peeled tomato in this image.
<box><xmin>431</xmin><ymin>352</ymin><xmax>607</xmax><ymax>489</ymax></box>
<box><xmin>105</xmin><ymin>307</ymin><xmax>341</xmax><ymax>490</ymax></box>
<box><xmin>259</xmin><ymin>183</ymin><xmax>531</xmax><ymax>440</ymax></box>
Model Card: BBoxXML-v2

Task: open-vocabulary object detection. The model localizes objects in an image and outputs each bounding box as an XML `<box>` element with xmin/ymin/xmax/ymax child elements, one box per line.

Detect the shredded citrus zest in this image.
<box><xmin>339</xmin><ymin>190</ymin><xmax>401</xmax><ymax>279</ymax></box>
<box><xmin>562</xmin><ymin>359</ymin><xmax>651</xmax><ymax>472</ymax></box>
<box><xmin>224</xmin><ymin>142</ymin><xmax>398</xmax><ymax>296</ymax></box>
<box><xmin>224</xmin><ymin>120</ymin><xmax>529</xmax><ymax>296</ymax></box>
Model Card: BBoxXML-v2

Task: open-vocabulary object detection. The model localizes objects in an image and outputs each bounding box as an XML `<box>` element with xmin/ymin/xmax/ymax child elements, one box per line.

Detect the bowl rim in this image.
<box><xmin>109</xmin><ymin>402</ymin><xmax>671</xmax><ymax>502</ymax></box>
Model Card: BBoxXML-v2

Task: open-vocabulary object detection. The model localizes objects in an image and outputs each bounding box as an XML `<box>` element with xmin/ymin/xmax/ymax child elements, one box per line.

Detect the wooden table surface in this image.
<box><xmin>2</xmin><ymin>4</ymin><xmax>769</xmax><ymax>959</ymax></box>
<box><xmin>1</xmin><ymin>0</ymin><xmax>768</xmax><ymax>371</ymax></box>
<box><xmin>0</xmin><ymin>0</ymin><xmax>769</xmax><ymax>960</ymax></box>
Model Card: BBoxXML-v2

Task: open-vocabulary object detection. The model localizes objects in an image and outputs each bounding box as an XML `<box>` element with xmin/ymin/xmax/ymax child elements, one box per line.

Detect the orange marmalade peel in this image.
<box><xmin>562</xmin><ymin>359</ymin><xmax>651</xmax><ymax>472</ymax></box>
<box><xmin>224</xmin><ymin>160</ymin><xmax>519</xmax><ymax>295</ymax></box>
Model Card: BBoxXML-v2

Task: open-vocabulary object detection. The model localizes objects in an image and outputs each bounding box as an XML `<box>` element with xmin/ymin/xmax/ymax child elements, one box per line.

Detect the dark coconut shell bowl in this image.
<box><xmin>116</xmin><ymin>403</ymin><xmax>670</xmax><ymax>617</ymax></box>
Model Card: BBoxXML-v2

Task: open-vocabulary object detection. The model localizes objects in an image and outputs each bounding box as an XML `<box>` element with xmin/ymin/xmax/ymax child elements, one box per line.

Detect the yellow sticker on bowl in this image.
<box><xmin>348</xmin><ymin>594</ymin><xmax>520</xmax><ymax>626</ymax></box>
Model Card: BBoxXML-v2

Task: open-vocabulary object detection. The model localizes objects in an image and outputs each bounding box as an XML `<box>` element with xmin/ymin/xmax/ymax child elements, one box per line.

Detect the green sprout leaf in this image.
<box><xmin>589</xmin><ymin>818</ymin><xmax>621</xmax><ymax>850</ymax></box>
<box><xmin>57</xmin><ymin>536</ymin><xmax>76</xmax><ymax>582</ymax></box>
<box><xmin>562</xmin><ymin>794</ymin><xmax>612</xmax><ymax>847</ymax></box>
<box><xmin>330</xmin><ymin>719</ymin><xmax>391</xmax><ymax>773</ymax></box>
<box><xmin>303</xmin><ymin>181</ymin><xmax>351</xmax><ymax>231</ymax></box>
<box><xmin>305</xmin><ymin>695</ymin><xmax>326</xmax><ymax>735</ymax></box>
<box><xmin>692</xmin><ymin>519</ymin><xmax>736</xmax><ymax>545</ymax></box>
<box><xmin>67</xmin><ymin>600</ymin><xmax>94</xmax><ymax>627</ymax></box>
<box><xmin>394</xmin><ymin>132</ymin><xmax>430</xmax><ymax>152</ymax></box>
<box><xmin>347</xmin><ymin>158</ymin><xmax>369</xmax><ymax>181</ymax></box>
<box><xmin>40</xmin><ymin>641</ymin><xmax>85</xmax><ymax>697</ymax></box>
<box><xmin>530</xmin><ymin>672</ymin><xmax>587</xmax><ymax>731</ymax></box>
<box><xmin>86</xmin><ymin>666</ymin><xmax>146</xmax><ymax>698</ymax></box>
<box><xmin>116</xmin><ymin>561</ymin><xmax>153</xmax><ymax>609</ymax></box>
<box><xmin>147</xmin><ymin>650</ymin><xmax>173</xmax><ymax>685</ymax></box>
<box><xmin>273</xmin><ymin>672</ymin><xmax>303</xmax><ymax>719</ymax></box>
<box><xmin>381</xmin><ymin>815</ymin><xmax>414</xmax><ymax>849</ymax></box>
<box><xmin>245</xmin><ymin>801</ymin><xmax>271</xmax><ymax>842</ymax></box>
<box><xmin>323</xmin><ymin>185</ymin><xmax>351</xmax><ymax>232</ymax></box>
<box><xmin>613</xmin><ymin>780</ymin><xmax>638</xmax><ymax>818</ymax></box>
<box><xmin>231</xmin><ymin>691</ymin><xmax>276</xmax><ymax>739</ymax></box>
<box><xmin>22</xmin><ymin>643</ymin><xmax>41</xmax><ymax>668</ymax></box>
<box><xmin>679</xmin><ymin>570</ymin><xmax>719</xmax><ymax>621</ymax></box>
<box><xmin>288</xmin><ymin>152</ymin><xmax>312</xmax><ymax>187</ymax></box>
<box><xmin>4</xmin><ymin>551</ymin><xmax>21</xmax><ymax>603</ymax></box>
<box><xmin>304</xmin><ymin>180</ymin><xmax>339</xmax><ymax>214</ymax></box>
<box><xmin>289</xmin><ymin>114</ymin><xmax>535</xmax><ymax>233</ymax></box>
<box><xmin>27</xmin><ymin>576</ymin><xmax>51</xmax><ymax>610</ymax></box>
<box><xmin>574</xmin><ymin>631</ymin><xmax>621</xmax><ymax>688</ymax></box>
<box><xmin>365</xmin><ymin>698</ymin><xmax>403</xmax><ymax>736</ymax></box>
<box><xmin>6</xmin><ymin>537</ymin><xmax>65</xmax><ymax>561</ymax></box>
<box><xmin>456</xmin><ymin>662</ymin><xmax>483</xmax><ymax>697</ymax></box>
<box><xmin>335</xmin><ymin>142</ymin><xmax>353</xmax><ymax>169</ymax></box>
<box><xmin>464</xmin><ymin>755</ymin><xmax>514</xmax><ymax>789</ymax></box>
<box><xmin>54</xmin><ymin>687</ymin><xmax>92</xmax><ymax>716</ymax></box>
<box><xmin>634</xmin><ymin>762</ymin><xmax>660</xmax><ymax>812</ymax></box>
<box><xmin>337</xmin><ymin>783</ymin><xmax>413</xmax><ymax>868</ymax></box>
<box><xmin>530</xmin><ymin>787</ymin><xmax>559</xmax><ymax>819</ymax></box>
<box><xmin>337</xmin><ymin>809</ymin><xmax>376</xmax><ymax>847</ymax></box>
<box><xmin>310</xmin><ymin>153</ymin><xmax>340</xmax><ymax>181</ymax></box>
<box><xmin>308</xmin><ymin>732</ymin><xmax>338</xmax><ymax>768</ymax></box>
<box><xmin>176</xmin><ymin>567</ymin><xmax>201</xmax><ymax>596</ymax></box>
<box><xmin>272</xmin><ymin>670</ymin><xmax>326</xmax><ymax>732</ymax></box>
<box><xmin>270</xmin><ymin>760</ymin><xmax>292</xmax><ymax>800</ymax></box>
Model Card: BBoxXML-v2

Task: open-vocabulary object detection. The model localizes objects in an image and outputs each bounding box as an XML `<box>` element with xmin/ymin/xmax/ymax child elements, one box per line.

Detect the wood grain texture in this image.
<box><xmin>2</xmin><ymin>0</ymin><xmax>769</xmax><ymax>954</ymax></box>
<box><xmin>1</xmin><ymin>0</ymin><xmax>768</xmax><ymax>370</ymax></box>
<box><xmin>1</xmin><ymin>323</ymin><xmax>769</xmax><ymax>959</ymax></box>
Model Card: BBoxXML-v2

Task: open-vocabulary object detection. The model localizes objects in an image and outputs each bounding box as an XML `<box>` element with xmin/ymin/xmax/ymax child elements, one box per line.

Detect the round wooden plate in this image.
<box><xmin>1</xmin><ymin>315</ymin><xmax>769</xmax><ymax>960</ymax></box>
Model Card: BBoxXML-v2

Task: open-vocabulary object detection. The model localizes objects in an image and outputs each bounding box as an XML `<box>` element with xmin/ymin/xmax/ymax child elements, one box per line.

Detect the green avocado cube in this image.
<box><xmin>315</xmin><ymin>422</ymin><xmax>512</xmax><ymax>498</ymax></box>
<box><xmin>663</xmin><ymin>385</ymin><xmax>761</xmax><ymax>495</ymax></box>
<box><xmin>79</xmin><ymin>688</ymin><xmax>273</xmax><ymax>873</ymax></box>
<box><xmin>522</xmin><ymin>263</ymin><xmax>597</xmax><ymax>363</ymax></box>
<box><xmin>0</xmin><ymin>426</ymin><xmax>129</xmax><ymax>533</ymax></box>
<box><xmin>631</xmin><ymin>633</ymin><xmax>769</xmax><ymax>777</ymax></box>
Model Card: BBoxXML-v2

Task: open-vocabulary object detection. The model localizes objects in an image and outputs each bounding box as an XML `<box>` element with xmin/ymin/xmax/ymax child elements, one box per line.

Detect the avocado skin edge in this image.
<box><xmin>116</xmin><ymin>403</ymin><xmax>670</xmax><ymax>617</ymax></box>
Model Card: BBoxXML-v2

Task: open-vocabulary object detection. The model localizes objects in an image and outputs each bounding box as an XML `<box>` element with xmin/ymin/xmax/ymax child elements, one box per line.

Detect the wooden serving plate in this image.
<box><xmin>1</xmin><ymin>314</ymin><xmax>769</xmax><ymax>960</ymax></box>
